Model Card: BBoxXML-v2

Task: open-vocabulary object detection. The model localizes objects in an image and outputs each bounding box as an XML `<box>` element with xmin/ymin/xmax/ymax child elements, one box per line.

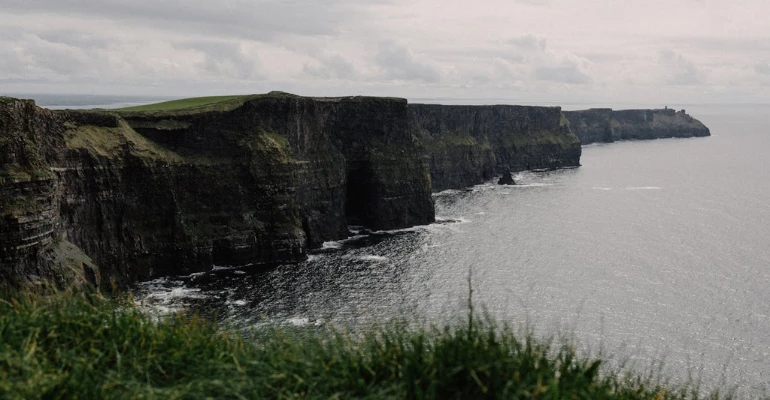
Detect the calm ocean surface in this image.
<box><xmin>22</xmin><ymin>95</ymin><xmax>769</xmax><ymax>395</ymax></box>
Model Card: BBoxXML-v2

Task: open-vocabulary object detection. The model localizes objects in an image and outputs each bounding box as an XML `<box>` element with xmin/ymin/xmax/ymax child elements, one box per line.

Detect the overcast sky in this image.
<box><xmin>2</xmin><ymin>0</ymin><xmax>769</xmax><ymax>104</ymax></box>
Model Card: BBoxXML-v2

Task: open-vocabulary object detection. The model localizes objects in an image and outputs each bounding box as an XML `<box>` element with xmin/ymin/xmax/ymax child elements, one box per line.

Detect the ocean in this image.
<box><xmin>18</xmin><ymin>94</ymin><xmax>768</xmax><ymax>395</ymax></box>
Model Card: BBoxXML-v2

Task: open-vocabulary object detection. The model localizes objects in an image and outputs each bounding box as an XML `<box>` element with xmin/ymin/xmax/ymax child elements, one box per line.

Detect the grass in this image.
<box><xmin>1</xmin><ymin>96</ymin><xmax>20</xmax><ymax>104</ymax></box>
<box><xmin>0</xmin><ymin>291</ymin><xmax>743</xmax><ymax>400</ymax></box>
<box><xmin>116</xmin><ymin>95</ymin><xmax>248</xmax><ymax>112</ymax></box>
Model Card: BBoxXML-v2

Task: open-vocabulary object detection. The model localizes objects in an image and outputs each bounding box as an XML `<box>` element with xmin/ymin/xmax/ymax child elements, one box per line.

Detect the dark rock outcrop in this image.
<box><xmin>409</xmin><ymin>104</ymin><xmax>581</xmax><ymax>192</ymax></box>
<box><xmin>563</xmin><ymin>108</ymin><xmax>710</xmax><ymax>145</ymax></box>
<box><xmin>497</xmin><ymin>171</ymin><xmax>516</xmax><ymax>185</ymax></box>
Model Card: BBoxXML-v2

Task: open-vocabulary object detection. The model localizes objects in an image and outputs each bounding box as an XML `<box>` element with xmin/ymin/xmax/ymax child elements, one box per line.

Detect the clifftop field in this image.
<box><xmin>116</xmin><ymin>95</ymin><xmax>247</xmax><ymax>112</ymax></box>
<box><xmin>0</xmin><ymin>292</ymin><xmax>737</xmax><ymax>399</ymax></box>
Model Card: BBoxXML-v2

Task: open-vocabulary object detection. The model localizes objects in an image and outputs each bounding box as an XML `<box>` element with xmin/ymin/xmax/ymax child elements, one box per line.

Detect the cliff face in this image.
<box><xmin>0</xmin><ymin>98</ymin><xmax>96</xmax><ymax>288</ymax></box>
<box><xmin>563</xmin><ymin>108</ymin><xmax>711</xmax><ymax>145</ymax></box>
<box><xmin>1</xmin><ymin>94</ymin><xmax>434</xmax><ymax>288</ymax></box>
<box><xmin>2</xmin><ymin>93</ymin><xmax>591</xmax><ymax>288</ymax></box>
<box><xmin>409</xmin><ymin>104</ymin><xmax>582</xmax><ymax>192</ymax></box>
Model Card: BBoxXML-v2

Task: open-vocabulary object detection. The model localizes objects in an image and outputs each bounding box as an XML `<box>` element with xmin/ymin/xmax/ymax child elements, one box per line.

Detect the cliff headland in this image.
<box><xmin>563</xmin><ymin>108</ymin><xmax>710</xmax><ymax>145</ymax></box>
<box><xmin>1</xmin><ymin>94</ymin><xmax>709</xmax><ymax>289</ymax></box>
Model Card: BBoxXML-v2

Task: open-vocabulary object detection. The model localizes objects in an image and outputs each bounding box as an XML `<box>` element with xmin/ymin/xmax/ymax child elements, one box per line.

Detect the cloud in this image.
<box><xmin>177</xmin><ymin>41</ymin><xmax>262</xmax><ymax>80</ymax></box>
<box><xmin>1</xmin><ymin>0</ymin><xmax>769</xmax><ymax>103</ymax></box>
<box><xmin>534</xmin><ymin>65</ymin><xmax>590</xmax><ymax>84</ymax></box>
<box><xmin>1</xmin><ymin>0</ymin><xmax>376</xmax><ymax>42</ymax></box>
<box><xmin>376</xmin><ymin>42</ymin><xmax>441</xmax><ymax>83</ymax></box>
<box><xmin>493</xmin><ymin>35</ymin><xmax>592</xmax><ymax>85</ymax></box>
<box><xmin>303</xmin><ymin>53</ymin><xmax>358</xmax><ymax>80</ymax></box>
<box><xmin>658</xmin><ymin>50</ymin><xmax>703</xmax><ymax>85</ymax></box>
<box><xmin>36</xmin><ymin>30</ymin><xmax>110</xmax><ymax>49</ymax></box>
<box><xmin>507</xmin><ymin>34</ymin><xmax>547</xmax><ymax>51</ymax></box>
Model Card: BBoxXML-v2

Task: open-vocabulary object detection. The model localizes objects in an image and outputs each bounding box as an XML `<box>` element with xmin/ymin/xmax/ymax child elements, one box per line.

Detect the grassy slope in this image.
<box><xmin>0</xmin><ymin>293</ymin><xmax>739</xmax><ymax>400</ymax></box>
<box><xmin>116</xmin><ymin>95</ymin><xmax>248</xmax><ymax>112</ymax></box>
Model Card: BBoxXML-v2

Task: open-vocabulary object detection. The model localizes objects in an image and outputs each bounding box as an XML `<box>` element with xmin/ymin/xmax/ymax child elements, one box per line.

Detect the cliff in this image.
<box><xmin>0</xmin><ymin>94</ymin><xmax>434</xmax><ymax>288</ymax></box>
<box><xmin>563</xmin><ymin>108</ymin><xmax>710</xmax><ymax>145</ymax></box>
<box><xmin>409</xmin><ymin>104</ymin><xmax>582</xmax><ymax>191</ymax></box>
<box><xmin>1</xmin><ymin>94</ymin><xmax>585</xmax><ymax>288</ymax></box>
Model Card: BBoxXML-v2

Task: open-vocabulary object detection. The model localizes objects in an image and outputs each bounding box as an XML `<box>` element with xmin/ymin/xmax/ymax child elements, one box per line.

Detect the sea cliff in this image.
<box><xmin>1</xmin><ymin>93</ymin><xmax>437</xmax><ymax>288</ymax></box>
<box><xmin>409</xmin><ymin>104</ymin><xmax>581</xmax><ymax>191</ymax></box>
<box><xmin>1</xmin><ymin>93</ymin><xmax>582</xmax><ymax>288</ymax></box>
<box><xmin>563</xmin><ymin>108</ymin><xmax>710</xmax><ymax>145</ymax></box>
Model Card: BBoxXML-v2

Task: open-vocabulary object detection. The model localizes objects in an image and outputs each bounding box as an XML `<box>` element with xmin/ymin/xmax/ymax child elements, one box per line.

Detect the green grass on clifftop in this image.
<box><xmin>0</xmin><ymin>292</ymin><xmax>740</xmax><ymax>399</ymax></box>
<box><xmin>116</xmin><ymin>95</ymin><xmax>248</xmax><ymax>112</ymax></box>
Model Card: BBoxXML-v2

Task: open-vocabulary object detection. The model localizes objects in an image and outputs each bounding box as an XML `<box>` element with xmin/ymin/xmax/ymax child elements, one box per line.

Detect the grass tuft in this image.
<box><xmin>0</xmin><ymin>292</ymin><xmax>743</xmax><ymax>399</ymax></box>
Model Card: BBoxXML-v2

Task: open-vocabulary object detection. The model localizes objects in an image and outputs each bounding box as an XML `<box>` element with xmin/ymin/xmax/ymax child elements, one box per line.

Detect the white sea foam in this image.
<box><xmin>359</xmin><ymin>255</ymin><xmax>388</xmax><ymax>262</ymax></box>
<box><xmin>145</xmin><ymin>287</ymin><xmax>206</xmax><ymax>301</ymax></box>
<box><xmin>433</xmin><ymin>188</ymin><xmax>462</xmax><ymax>196</ymax></box>
<box><xmin>435</xmin><ymin>216</ymin><xmax>470</xmax><ymax>224</ymax></box>
<box><xmin>593</xmin><ymin>187</ymin><xmax>613</xmax><ymax>191</ymax></box>
<box><xmin>322</xmin><ymin>240</ymin><xmax>343</xmax><ymax>249</ymax></box>
<box><xmin>625</xmin><ymin>186</ymin><xmax>662</xmax><ymax>190</ymax></box>
<box><xmin>514</xmin><ymin>183</ymin><xmax>553</xmax><ymax>188</ymax></box>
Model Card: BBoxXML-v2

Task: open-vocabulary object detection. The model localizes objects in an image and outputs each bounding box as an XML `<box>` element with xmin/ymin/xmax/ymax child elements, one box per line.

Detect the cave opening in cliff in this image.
<box><xmin>345</xmin><ymin>161</ymin><xmax>376</xmax><ymax>227</ymax></box>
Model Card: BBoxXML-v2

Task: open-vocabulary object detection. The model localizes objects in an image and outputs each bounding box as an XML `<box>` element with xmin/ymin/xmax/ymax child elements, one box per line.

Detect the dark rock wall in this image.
<box><xmin>409</xmin><ymin>104</ymin><xmax>582</xmax><ymax>192</ymax></box>
<box><xmin>326</xmin><ymin>97</ymin><xmax>434</xmax><ymax>230</ymax></box>
<box><xmin>563</xmin><ymin>108</ymin><xmax>711</xmax><ymax>145</ymax></box>
<box><xmin>0</xmin><ymin>100</ymin><xmax>99</xmax><ymax>288</ymax></box>
<box><xmin>1</xmin><ymin>95</ymin><xmax>436</xmax><ymax>287</ymax></box>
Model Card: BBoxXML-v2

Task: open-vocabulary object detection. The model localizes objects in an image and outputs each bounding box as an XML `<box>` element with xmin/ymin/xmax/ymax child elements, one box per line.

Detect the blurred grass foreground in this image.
<box><xmin>0</xmin><ymin>291</ymin><xmax>739</xmax><ymax>399</ymax></box>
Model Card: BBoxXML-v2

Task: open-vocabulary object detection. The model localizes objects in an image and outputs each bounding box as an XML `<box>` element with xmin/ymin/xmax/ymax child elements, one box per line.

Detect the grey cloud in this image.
<box><xmin>36</xmin><ymin>30</ymin><xmax>110</xmax><ymax>49</ymax></box>
<box><xmin>580</xmin><ymin>52</ymin><xmax>627</xmax><ymax>63</ymax></box>
<box><xmin>534</xmin><ymin>65</ymin><xmax>590</xmax><ymax>84</ymax></box>
<box><xmin>0</xmin><ymin>35</ymin><xmax>90</xmax><ymax>77</ymax></box>
<box><xmin>303</xmin><ymin>54</ymin><xmax>357</xmax><ymax>80</ymax></box>
<box><xmin>659</xmin><ymin>50</ymin><xmax>702</xmax><ymax>85</ymax></box>
<box><xmin>2</xmin><ymin>0</ymin><xmax>377</xmax><ymax>42</ymax></box>
<box><xmin>177</xmin><ymin>41</ymin><xmax>262</xmax><ymax>80</ymax></box>
<box><xmin>376</xmin><ymin>42</ymin><xmax>441</xmax><ymax>83</ymax></box>
<box><xmin>663</xmin><ymin>36</ymin><xmax>770</xmax><ymax>53</ymax></box>
<box><xmin>756</xmin><ymin>63</ymin><xmax>770</xmax><ymax>75</ymax></box>
<box><xmin>0</xmin><ymin>47</ymin><xmax>26</xmax><ymax>76</ymax></box>
<box><xmin>507</xmin><ymin>35</ymin><xmax>547</xmax><ymax>51</ymax></box>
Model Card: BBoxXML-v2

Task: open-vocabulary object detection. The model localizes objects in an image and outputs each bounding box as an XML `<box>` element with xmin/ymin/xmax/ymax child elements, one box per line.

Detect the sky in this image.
<box><xmin>1</xmin><ymin>0</ymin><xmax>770</xmax><ymax>105</ymax></box>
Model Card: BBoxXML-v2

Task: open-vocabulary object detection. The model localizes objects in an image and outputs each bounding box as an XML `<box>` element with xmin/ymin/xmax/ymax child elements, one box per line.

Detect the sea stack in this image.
<box><xmin>497</xmin><ymin>170</ymin><xmax>516</xmax><ymax>185</ymax></box>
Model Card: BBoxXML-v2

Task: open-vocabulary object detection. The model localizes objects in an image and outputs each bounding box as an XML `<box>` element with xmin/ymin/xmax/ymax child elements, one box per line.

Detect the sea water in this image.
<box><xmin>84</xmin><ymin>100</ymin><xmax>768</xmax><ymax>395</ymax></box>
